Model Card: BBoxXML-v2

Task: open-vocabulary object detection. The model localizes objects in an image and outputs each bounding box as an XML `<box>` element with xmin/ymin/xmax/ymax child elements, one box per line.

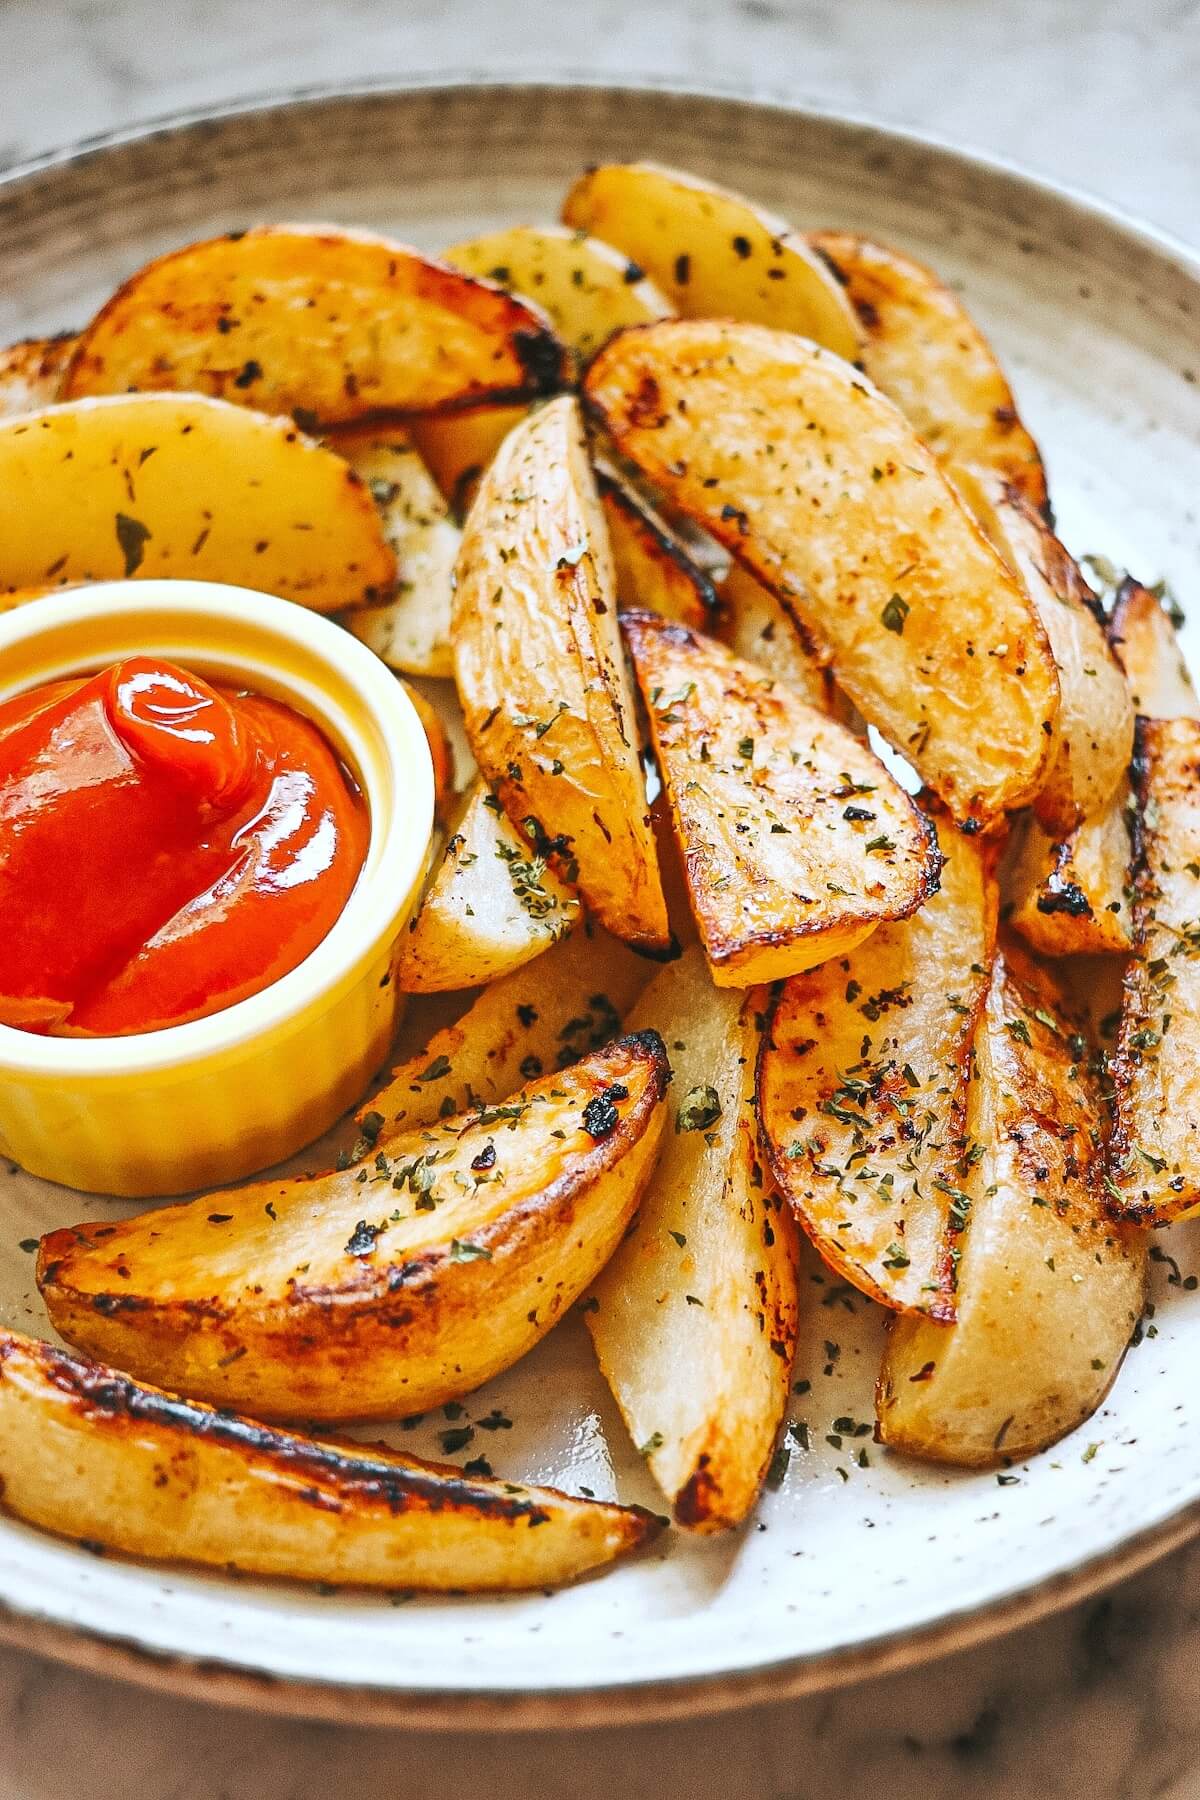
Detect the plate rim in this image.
<box><xmin>2</xmin><ymin>72</ymin><xmax>1198</xmax><ymax>1729</ymax></box>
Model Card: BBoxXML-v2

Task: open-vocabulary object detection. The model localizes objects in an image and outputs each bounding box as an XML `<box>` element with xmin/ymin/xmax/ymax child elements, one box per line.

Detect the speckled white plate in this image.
<box><xmin>2</xmin><ymin>78</ymin><xmax>1199</xmax><ymax>1729</ymax></box>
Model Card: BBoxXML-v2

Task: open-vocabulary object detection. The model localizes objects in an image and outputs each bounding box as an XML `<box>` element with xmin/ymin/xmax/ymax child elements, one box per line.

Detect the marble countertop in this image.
<box><xmin>2</xmin><ymin>1</ymin><xmax>1199</xmax><ymax>1794</ymax></box>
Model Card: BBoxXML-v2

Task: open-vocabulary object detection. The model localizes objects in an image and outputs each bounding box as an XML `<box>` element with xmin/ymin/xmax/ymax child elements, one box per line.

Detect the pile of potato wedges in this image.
<box><xmin>1</xmin><ymin>159</ymin><xmax>1190</xmax><ymax>1593</ymax></box>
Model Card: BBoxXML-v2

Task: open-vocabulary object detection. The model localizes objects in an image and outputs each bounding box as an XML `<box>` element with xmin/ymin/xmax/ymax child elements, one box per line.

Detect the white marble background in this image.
<box><xmin>2</xmin><ymin>1</ymin><xmax>1200</xmax><ymax>1794</ymax></box>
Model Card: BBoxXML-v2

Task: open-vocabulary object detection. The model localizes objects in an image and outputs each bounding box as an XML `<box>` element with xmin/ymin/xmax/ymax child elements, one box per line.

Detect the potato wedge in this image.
<box><xmin>952</xmin><ymin>465</ymin><xmax>1132</xmax><ymax>832</ymax></box>
<box><xmin>808</xmin><ymin>232</ymin><xmax>1048</xmax><ymax>512</ymax></box>
<box><xmin>0</xmin><ymin>333</ymin><xmax>74</xmax><ymax>417</ymax></box>
<box><xmin>63</xmin><ymin>226</ymin><xmax>566</xmax><ymax>424</ymax></box>
<box><xmin>334</xmin><ymin>427</ymin><xmax>460</xmax><ymax>676</ymax></box>
<box><xmin>453</xmin><ymin>394</ymin><xmax>669</xmax><ymax>949</ymax></box>
<box><xmin>585</xmin><ymin>320</ymin><xmax>1058</xmax><ymax>825</ymax></box>
<box><xmin>1110</xmin><ymin>577</ymin><xmax>1200</xmax><ymax>719</ymax></box>
<box><xmin>396</xmin><ymin>780</ymin><xmax>580</xmax><ymax>992</ymax></box>
<box><xmin>40</xmin><ymin>1033</ymin><xmax>670</xmax><ymax>1421</ymax></box>
<box><xmin>1005</xmin><ymin>785</ymin><xmax>1133</xmax><ymax>957</ymax></box>
<box><xmin>622</xmin><ymin>611</ymin><xmax>938</xmax><ymax>985</ymax></box>
<box><xmin>0</xmin><ymin>394</ymin><xmax>394</xmax><ymax>609</ymax></box>
<box><xmin>588</xmin><ymin>949</ymin><xmax>798</xmax><ymax>1530</ymax></box>
<box><xmin>0</xmin><ymin>1328</ymin><xmax>657</xmax><ymax>1590</ymax></box>
<box><xmin>720</xmin><ymin>563</ymin><xmax>833</xmax><ymax>713</ymax></box>
<box><xmin>359</xmin><ymin>920</ymin><xmax>649</xmax><ymax>1136</ymax></box>
<box><xmin>598</xmin><ymin>472</ymin><xmax>718</xmax><ymax>630</ymax></box>
<box><xmin>877</xmin><ymin>946</ymin><xmax>1146</xmax><ymax>1466</ymax></box>
<box><xmin>1108</xmin><ymin>717</ymin><xmax>1200</xmax><ymax>1222</ymax></box>
<box><xmin>758</xmin><ymin>811</ymin><xmax>995</xmax><ymax>1318</ymax></box>
<box><xmin>444</xmin><ymin>223</ymin><xmax>673</xmax><ymax>366</ymax></box>
<box><xmin>402</xmin><ymin>679</ymin><xmax>456</xmax><ymax>822</ymax></box>
<box><xmin>409</xmin><ymin>404</ymin><xmax>528</xmax><ymax>518</ymax></box>
<box><xmin>563</xmin><ymin>163</ymin><xmax>862</xmax><ymax>363</ymax></box>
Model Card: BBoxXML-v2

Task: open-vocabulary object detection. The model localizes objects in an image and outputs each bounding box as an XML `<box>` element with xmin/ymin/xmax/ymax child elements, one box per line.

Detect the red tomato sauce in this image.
<box><xmin>0</xmin><ymin>658</ymin><xmax>369</xmax><ymax>1036</ymax></box>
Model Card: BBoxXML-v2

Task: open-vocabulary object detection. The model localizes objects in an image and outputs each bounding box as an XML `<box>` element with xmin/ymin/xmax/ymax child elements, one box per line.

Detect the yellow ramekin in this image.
<box><xmin>0</xmin><ymin>581</ymin><xmax>434</xmax><ymax>1197</ymax></box>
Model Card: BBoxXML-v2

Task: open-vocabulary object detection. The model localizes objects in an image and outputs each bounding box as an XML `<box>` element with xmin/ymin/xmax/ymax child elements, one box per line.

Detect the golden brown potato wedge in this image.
<box><xmin>952</xmin><ymin>465</ymin><xmax>1132</xmax><ymax>832</ymax></box>
<box><xmin>40</xmin><ymin>1033</ymin><xmax>670</xmax><ymax>1422</ymax></box>
<box><xmin>396</xmin><ymin>780</ymin><xmax>580</xmax><ymax>992</ymax></box>
<box><xmin>758</xmin><ymin>811</ymin><xmax>996</xmax><ymax>1318</ymax></box>
<box><xmin>598</xmin><ymin>471</ymin><xmax>718</xmax><ymax>630</ymax></box>
<box><xmin>453</xmin><ymin>394</ymin><xmax>669</xmax><ymax>949</ymax></box>
<box><xmin>0</xmin><ymin>1328</ymin><xmax>658</xmax><ymax>1590</ymax></box>
<box><xmin>720</xmin><ymin>563</ymin><xmax>833</xmax><ymax>713</ymax></box>
<box><xmin>359</xmin><ymin>920</ymin><xmax>650</xmax><ymax>1136</ymax></box>
<box><xmin>0</xmin><ymin>394</ymin><xmax>394</xmax><ymax>609</ymax></box>
<box><xmin>563</xmin><ymin>163</ymin><xmax>862</xmax><ymax>363</ymax></box>
<box><xmin>402</xmin><ymin>680</ymin><xmax>456</xmax><ymax>823</ymax></box>
<box><xmin>1108</xmin><ymin>717</ymin><xmax>1200</xmax><ymax>1222</ymax></box>
<box><xmin>808</xmin><ymin>231</ymin><xmax>1048</xmax><ymax>512</ymax></box>
<box><xmin>0</xmin><ymin>333</ymin><xmax>74</xmax><ymax>417</ymax></box>
<box><xmin>1110</xmin><ymin>577</ymin><xmax>1200</xmax><ymax>720</ymax></box>
<box><xmin>622</xmin><ymin>611</ymin><xmax>938</xmax><ymax>985</ymax></box>
<box><xmin>409</xmin><ymin>404</ymin><xmax>528</xmax><ymax>518</ymax></box>
<box><xmin>63</xmin><ymin>226</ymin><xmax>566</xmax><ymax>424</ymax></box>
<box><xmin>588</xmin><ymin>949</ymin><xmax>798</xmax><ymax>1530</ymax></box>
<box><xmin>444</xmin><ymin>223</ymin><xmax>673</xmax><ymax>366</ymax></box>
<box><xmin>334</xmin><ymin>427</ymin><xmax>460</xmax><ymax>676</ymax></box>
<box><xmin>878</xmin><ymin>946</ymin><xmax>1146</xmax><ymax>1466</ymax></box>
<box><xmin>585</xmin><ymin>320</ymin><xmax>1058</xmax><ymax>826</ymax></box>
<box><xmin>1004</xmin><ymin>785</ymin><xmax>1133</xmax><ymax>957</ymax></box>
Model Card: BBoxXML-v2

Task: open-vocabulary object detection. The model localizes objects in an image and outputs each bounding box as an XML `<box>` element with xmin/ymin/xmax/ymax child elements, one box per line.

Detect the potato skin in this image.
<box><xmin>563</xmin><ymin>163</ymin><xmax>863</xmax><ymax>363</ymax></box>
<box><xmin>453</xmin><ymin>395</ymin><xmax>669</xmax><ymax>949</ymax></box>
<box><xmin>1108</xmin><ymin>718</ymin><xmax>1200</xmax><ymax>1222</ymax></box>
<box><xmin>599</xmin><ymin>473</ymin><xmax>718</xmax><ymax>631</ymax></box>
<box><xmin>0</xmin><ymin>1329</ymin><xmax>659</xmax><ymax>1590</ymax></box>
<box><xmin>585</xmin><ymin>319</ymin><xmax>1059</xmax><ymax>826</ymax></box>
<box><xmin>622</xmin><ymin>610</ymin><xmax>939</xmax><ymax>984</ymax></box>
<box><xmin>0</xmin><ymin>393</ymin><xmax>395</xmax><ymax>610</ymax></box>
<box><xmin>0</xmin><ymin>332</ymin><xmax>74</xmax><ymax>416</ymax></box>
<box><xmin>809</xmin><ymin>231</ymin><xmax>1048</xmax><ymax>514</ymax></box>
<box><xmin>39</xmin><ymin>1034</ymin><xmax>670</xmax><ymax>1421</ymax></box>
<box><xmin>1005</xmin><ymin>787</ymin><xmax>1133</xmax><ymax>958</ymax></box>
<box><xmin>878</xmin><ymin>948</ymin><xmax>1146</xmax><ymax>1467</ymax></box>
<box><xmin>758</xmin><ymin>812</ymin><xmax>997</xmax><ymax>1317</ymax></box>
<box><xmin>63</xmin><ymin>226</ymin><xmax>567</xmax><ymax>424</ymax></box>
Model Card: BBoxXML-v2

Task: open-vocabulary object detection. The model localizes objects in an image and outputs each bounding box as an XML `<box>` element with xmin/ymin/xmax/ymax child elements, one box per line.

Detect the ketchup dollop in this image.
<box><xmin>0</xmin><ymin>658</ymin><xmax>369</xmax><ymax>1035</ymax></box>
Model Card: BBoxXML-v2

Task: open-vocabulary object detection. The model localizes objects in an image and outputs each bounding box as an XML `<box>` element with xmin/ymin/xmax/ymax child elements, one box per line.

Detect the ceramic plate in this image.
<box><xmin>2</xmin><ymin>79</ymin><xmax>1199</xmax><ymax>1728</ymax></box>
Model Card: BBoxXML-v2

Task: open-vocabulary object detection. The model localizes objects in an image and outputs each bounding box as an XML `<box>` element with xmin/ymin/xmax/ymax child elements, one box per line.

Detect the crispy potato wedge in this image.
<box><xmin>622</xmin><ymin>611</ymin><xmax>938</xmax><ymax>985</ymax></box>
<box><xmin>444</xmin><ymin>224</ymin><xmax>673</xmax><ymax>366</ymax></box>
<box><xmin>878</xmin><ymin>947</ymin><xmax>1146</xmax><ymax>1466</ymax></box>
<box><xmin>1108</xmin><ymin>717</ymin><xmax>1200</xmax><ymax>1222</ymax></box>
<box><xmin>402</xmin><ymin>680</ymin><xmax>456</xmax><ymax>822</ymax></box>
<box><xmin>334</xmin><ymin>427</ymin><xmax>460</xmax><ymax>676</ymax></box>
<box><xmin>808</xmin><ymin>232</ymin><xmax>1048</xmax><ymax>512</ymax></box>
<box><xmin>40</xmin><ymin>1034</ymin><xmax>670</xmax><ymax>1421</ymax></box>
<box><xmin>1110</xmin><ymin>577</ymin><xmax>1200</xmax><ymax>719</ymax></box>
<box><xmin>588</xmin><ymin>949</ymin><xmax>798</xmax><ymax>1530</ymax></box>
<box><xmin>0</xmin><ymin>394</ymin><xmax>394</xmax><ymax>609</ymax></box>
<box><xmin>563</xmin><ymin>163</ymin><xmax>862</xmax><ymax>363</ymax></box>
<box><xmin>396</xmin><ymin>780</ymin><xmax>580</xmax><ymax>992</ymax></box>
<box><xmin>585</xmin><ymin>320</ymin><xmax>1058</xmax><ymax>825</ymax></box>
<box><xmin>720</xmin><ymin>563</ymin><xmax>833</xmax><ymax>713</ymax></box>
<box><xmin>0</xmin><ymin>1328</ymin><xmax>657</xmax><ymax>1590</ymax></box>
<box><xmin>359</xmin><ymin>920</ymin><xmax>649</xmax><ymax>1136</ymax></box>
<box><xmin>453</xmin><ymin>394</ymin><xmax>669</xmax><ymax>949</ymax></box>
<box><xmin>0</xmin><ymin>333</ymin><xmax>74</xmax><ymax>417</ymax></box>
<box><xmin>758</xmin><ymin>812</ymin><xmax>997</xmax><ymax>1318</ymax></box>
<box><xmin>952</xmin><ymin>465</ymin><xmax>1132</xmax><ymax>832</ymax></box>
<box><xmin>409</xmin><ymin>404</ymin><xmax>528</xmax><ymax>518</ymax></box>
<box><xmin>63</xmin><ymin>226</ymin><xmax>566</xmax><ymax>424</ymax></box>
<box><xmin>598</xmin><ymin>472</ymin><xmax>718</xmax><ymax>630</ymax></box>
<box><xmin>1005</xmin><ymin>785</ymin><xmax>1133</xmax><ymax>957</ymax></box>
